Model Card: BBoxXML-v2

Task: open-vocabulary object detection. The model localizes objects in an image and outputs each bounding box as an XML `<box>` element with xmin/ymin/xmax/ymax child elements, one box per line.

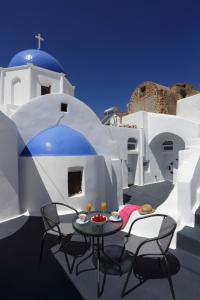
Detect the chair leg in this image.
<box><xmin>39</xmin><ymin>233</ymin><xmax>47</xmax><ymax>264</ymax></box>
<box><xmin>163</xmin><ymin>255</ymin><xmax>176</xmax><ymax>300</ymax></box>
<box><xmin>63</xmin><ymin>251</ymin><xmax>77</xmax><ymax>274</ymax></box>
<box><xmin>121</xmin><ymin>265</ymin><xmax>133</xmax><ymax>297</ymax></box>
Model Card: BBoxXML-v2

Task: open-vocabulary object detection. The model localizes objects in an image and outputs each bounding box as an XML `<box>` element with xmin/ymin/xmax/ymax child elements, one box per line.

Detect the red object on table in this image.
<box><xmin>91</xmin><ymin>214</ymin><xmax>107</xmax><ymax>223</ymax></box>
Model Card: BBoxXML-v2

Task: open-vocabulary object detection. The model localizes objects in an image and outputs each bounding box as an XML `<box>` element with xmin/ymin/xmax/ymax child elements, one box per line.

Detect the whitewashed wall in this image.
<box><xmin>11</xmin><ymin>94</ymin><xmax>119</xmax><ymax>157</ymax></box>
<box><xmin>0</xmin><ymin>112</ymin><xmax>20</xmax><ymax>221</ymax></box>
<box><xmin>0</xmin><ymin>65</ymin><xmax>74</xmax><ymax>117</ymax></box>
<box><xmin>177</xmin><ymin>93</ymin><xmax>200</xmax><ymax>124</ymax></box>
<box><xmin>19</xmin><ymin>155</ymin><xmax>120</xmax><ymax>215</ymax></box>
<box><xmin>108</xmin><ymin>127</ymin><xmax>143</xmax><ymax>187</ymax></box>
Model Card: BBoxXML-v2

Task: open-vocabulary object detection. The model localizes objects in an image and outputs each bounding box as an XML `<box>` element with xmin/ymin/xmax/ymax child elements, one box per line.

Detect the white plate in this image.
<box><xmin>109</xmin><ymin>216</ymin><xmax>122</xmax><ymax>222</ymax></box>
<box><xmin>76</xmin><ymin>218</ymin><xmax>89</xmax><ymax>225</ymax></box>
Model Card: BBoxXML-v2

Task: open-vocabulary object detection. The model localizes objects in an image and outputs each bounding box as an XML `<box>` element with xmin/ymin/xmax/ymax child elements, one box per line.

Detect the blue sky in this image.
<box><xmin>0</xmin><ymin>0</ymin><xmax>200</xmax><ymax>116</ymax></box>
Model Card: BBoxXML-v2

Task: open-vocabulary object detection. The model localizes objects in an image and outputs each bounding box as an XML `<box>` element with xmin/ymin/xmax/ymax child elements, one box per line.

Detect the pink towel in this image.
<box><xmin>119</xmin><ymin>205</ymin><xmax>141</xmax><ymax>228</ymax></box>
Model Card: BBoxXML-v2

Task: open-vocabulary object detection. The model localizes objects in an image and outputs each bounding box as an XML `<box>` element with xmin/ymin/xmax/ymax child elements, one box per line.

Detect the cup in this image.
<box><xmin>78</xmin><ymin>213</ymin><xmax>87</xmax><ymax>222</ymax></box>
<box><xmin>111</xmin><ymin>211</ymin><xmax>119</xmax><ymax>220</ymax></box>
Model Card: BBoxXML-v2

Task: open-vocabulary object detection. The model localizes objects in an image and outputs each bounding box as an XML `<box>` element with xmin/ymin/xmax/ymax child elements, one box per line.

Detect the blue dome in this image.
<box><xmin>20</xmin><ymin>125</ymin><xmax>96</xmax><ymax>157</ymax></box>
<box><xmin>8</xmin><ymin>49</ymin><xmax>65</xmax><ymax>73</ymax></box>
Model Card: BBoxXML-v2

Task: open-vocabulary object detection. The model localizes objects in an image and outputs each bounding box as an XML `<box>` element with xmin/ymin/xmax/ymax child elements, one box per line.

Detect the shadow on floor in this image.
<box><xmin>123</xmin><ymin>181</ymin><xmax>174</xmax><ymax>207</ymax></box>
<box><xmin>0</xmin><ymin>217</ymin><xmax>84</xmax><ymax>300</ymax></box>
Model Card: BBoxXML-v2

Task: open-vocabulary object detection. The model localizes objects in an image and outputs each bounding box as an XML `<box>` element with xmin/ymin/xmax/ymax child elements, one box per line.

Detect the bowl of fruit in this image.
<box><xmin>91</xmin><ymin>214</ymin><xmax>107</xmax><ymax>225</ymax></box>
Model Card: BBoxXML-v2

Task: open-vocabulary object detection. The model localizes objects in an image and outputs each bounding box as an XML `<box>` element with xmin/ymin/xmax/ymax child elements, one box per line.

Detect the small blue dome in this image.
<box><xmin>8</xmin><ymin>49</ymin><xmax>65</xmax><ymax>73</ymax></box>
<box><xmin>21</xmin><ymin>125</ymin><xmax>96</xmax><ymax>157</ymax></box>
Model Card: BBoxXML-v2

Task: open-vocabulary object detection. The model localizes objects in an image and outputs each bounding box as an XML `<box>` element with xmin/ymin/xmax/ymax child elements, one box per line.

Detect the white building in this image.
<box><xmin>1</xmin><ymin>46</ymin><xmax>200</xmax><ymax>246</ymax></box>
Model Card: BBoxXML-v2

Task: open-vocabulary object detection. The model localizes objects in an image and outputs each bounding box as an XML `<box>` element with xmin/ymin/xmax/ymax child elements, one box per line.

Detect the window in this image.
<box><xmin>143</xmin><ymin>160</ymin><xmax>150</xmax><ymax>172</ymax></box>
<box><xmin>128</xmin><ymin>138</ymin><xmax>137</xmax><ymax>150</ymax></box>
<box><xmin>61</xmin><ymin>103</ymin><xmax>68</xmax><ymax>112</ymax></box>
<box><xmin>68</xmin><ymin>170</ymin><xmax>83</xmax><ymax>197</ymax></box>
<box><xmin>41</xmin><ymin>85</ymin><xmax>51</xmax><ymax>95</ymax></box>
<box><xmin>162</xmin><ymin>141</ymin><xmax>173</xmax><ymax>151</ymax></box>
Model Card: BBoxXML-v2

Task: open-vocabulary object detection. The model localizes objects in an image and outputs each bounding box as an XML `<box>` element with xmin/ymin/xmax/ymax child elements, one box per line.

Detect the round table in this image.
<box><xmin>72</xmin><ymin>211</ymin><xmax>123</xmax><ymax>297</ymax></box>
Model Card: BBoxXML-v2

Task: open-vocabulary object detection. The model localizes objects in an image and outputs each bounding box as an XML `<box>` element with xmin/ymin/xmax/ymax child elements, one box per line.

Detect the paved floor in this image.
<box><xmin>0</xmin><ymin>215</ymin><xmax>200</xmax><ymax>300</ymax></box>
<box><xmin>123</xmin><ymin>181</ymin><xmax>174</xmax><ymax>207</ymax></box>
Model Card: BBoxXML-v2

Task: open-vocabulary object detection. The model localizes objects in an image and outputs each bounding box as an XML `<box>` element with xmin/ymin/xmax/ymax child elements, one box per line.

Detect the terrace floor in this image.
<box><xmin>0</xmin><ymin>182</ymin><xmax>199</xmax><ymax>300</ymax></box>
<box><xmin>0</xmin><ymin>215</ymin><xmax>200</xmax><ymax>300</ymax></box>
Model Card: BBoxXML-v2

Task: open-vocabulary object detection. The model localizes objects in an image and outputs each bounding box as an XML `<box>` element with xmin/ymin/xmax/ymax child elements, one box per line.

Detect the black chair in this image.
<box><xmin>40</xmin><ymin>202</ymin><xmax>89</xmax><ymax>273</ymax></box>
<box><xmin>120</xmin><ymin>214</ymin><xmax>177</xmax><ymax>299</ymax></box>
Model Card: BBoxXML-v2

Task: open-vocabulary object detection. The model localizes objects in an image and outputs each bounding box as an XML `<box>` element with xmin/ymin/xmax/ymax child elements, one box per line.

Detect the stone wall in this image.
<box><xmin>127</xmin><ymin>81</ymin><xmax>199</xmax><ymax>115</ymax></box>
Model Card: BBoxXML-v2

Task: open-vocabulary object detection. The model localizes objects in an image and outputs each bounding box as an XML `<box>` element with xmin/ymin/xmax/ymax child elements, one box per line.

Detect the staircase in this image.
<box><xmin>177</xmin><ymin>206</ymin><xmax>200</xmax><ymax>256</ymax></box>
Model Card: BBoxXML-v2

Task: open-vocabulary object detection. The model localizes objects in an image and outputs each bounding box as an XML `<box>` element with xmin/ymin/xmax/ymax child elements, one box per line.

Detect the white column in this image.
<box><xmin>0</xmin><ymin>68</ymin><xmax>4</xmax><ymax>105</ymax></box>
<box><xmin>60</xmin><ymin>73</ymin><xmax>64</xmax><ymax>93</ymax></box>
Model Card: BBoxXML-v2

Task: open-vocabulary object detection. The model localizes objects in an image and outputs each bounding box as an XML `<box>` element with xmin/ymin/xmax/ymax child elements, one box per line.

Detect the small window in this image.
<box><xmin>143</xmin><ymin>160</ymin><xmax>150</xmax><ymax>172</ymax></box>
<box><xmin>128</xmin><ymin>138</ymin><xmax>137</xmax><ymax>150</ymax></box>
<box><xmin>41</xmin><ymin>85</ymin><xmax>51</xmax><ymax>95</ymax></box>
<box><xmin>162</xmin><ymin>141</ymin><xmax>173</xmax><ymax>151</ymax></box>
<box><xmin>61</xmin><ymin>103</ymin><xmax>68</xmax><ymax>112</ymax></box>
<box><xmin>68</xmin><ymin>170</ymin><xmax>82</xmax><ymax>197</ymax></box>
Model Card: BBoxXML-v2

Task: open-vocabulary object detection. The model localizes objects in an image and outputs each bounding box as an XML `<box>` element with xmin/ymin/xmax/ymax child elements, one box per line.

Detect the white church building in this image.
<box><xmin>1</xmin><ymin>38</ymin><xmax>200</xmax><ymax>246</ymax></box>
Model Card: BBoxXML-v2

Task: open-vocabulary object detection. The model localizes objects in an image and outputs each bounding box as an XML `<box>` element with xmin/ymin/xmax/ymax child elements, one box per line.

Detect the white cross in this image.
<box><xmin>35</xmin><ymin>33</ymin><xmax>44</xmax><ymax>49</ymax></box>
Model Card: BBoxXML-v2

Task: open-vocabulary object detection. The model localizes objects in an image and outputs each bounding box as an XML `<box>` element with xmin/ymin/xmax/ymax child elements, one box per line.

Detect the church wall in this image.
<box><xmin>12</xmin><ymin>94</ymin><xmax>118</xmax><ymax>158</ymax></box>
<box><xmin>0</xmin><ymin>112</ymin><xmax>21</xmax><ymax>221</ymax></box>
<box><xmin>63</xmin><ymin>76</ymin><xmax>75</xmax><ymax>96</ymax></box>
<box><xmin>31</xmin><ymin>68</ymin><xmax>61</xmax><ymax>98</ymax></box>
<box><xmin>13</xmin><ymin>94</ymin><xmax>123</xmax><ymax>212</ymax></box>
<box><xmin>4</xmin><ymin>68</ymin><xmax>31</xmax><ymax>106</ymax></box>
<box><xmin>19</xmin><ymin>155</ymin><xmax>112</xmax><ymax>215</ymax></box>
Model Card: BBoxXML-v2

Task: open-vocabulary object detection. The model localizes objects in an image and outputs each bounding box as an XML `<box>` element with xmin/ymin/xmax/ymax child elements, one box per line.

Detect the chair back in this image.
<box><xmin>41</xmin><ymin>203</ymin><xmax>60</xmax><ymax>231</ymax></box>
<box><xmin>158</xmin><ymin>215</ymin><xmax>176</xmax><ymax>253</ymax></box>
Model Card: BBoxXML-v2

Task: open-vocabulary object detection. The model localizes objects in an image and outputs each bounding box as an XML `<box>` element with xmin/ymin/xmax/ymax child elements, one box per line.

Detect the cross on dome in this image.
<box><xmin>35</xmin><ymin>33</ymin><xmax>44</xmax><ymax>49</ymax></box>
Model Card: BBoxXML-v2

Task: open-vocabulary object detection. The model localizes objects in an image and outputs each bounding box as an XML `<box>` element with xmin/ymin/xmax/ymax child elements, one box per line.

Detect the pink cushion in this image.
<box><xmin>119</xmin><ymin>205</ymin><xmax>141</xmax><ymax>228</ymax></box>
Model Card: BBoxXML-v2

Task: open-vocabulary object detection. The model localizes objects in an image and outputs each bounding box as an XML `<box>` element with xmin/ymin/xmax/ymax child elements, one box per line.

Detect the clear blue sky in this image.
<box><xmin>0</xmin><ymin>0</ymin><xmax>200</xmax><ymax>116</ymax></box>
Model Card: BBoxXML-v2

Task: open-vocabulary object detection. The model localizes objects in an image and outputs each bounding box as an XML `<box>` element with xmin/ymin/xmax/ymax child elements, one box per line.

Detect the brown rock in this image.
<box><xmin>127</xmin><ymin>81</ymin><xmax>199</xmax><ymax>115</ymax></box>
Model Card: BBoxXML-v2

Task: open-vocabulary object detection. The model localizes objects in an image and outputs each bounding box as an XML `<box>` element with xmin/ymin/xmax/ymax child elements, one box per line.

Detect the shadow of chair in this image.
<box><xmin>120</xmin><ymin>214</ymin><xmax>177</xmax><ymax>299</ymax></box>
<box><xmin>40</xmin><ymin>202</ymin><xmax>89</xmax><ymax>273</ymax></box>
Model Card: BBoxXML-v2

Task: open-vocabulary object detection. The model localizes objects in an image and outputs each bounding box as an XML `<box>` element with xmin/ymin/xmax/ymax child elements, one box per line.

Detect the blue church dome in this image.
<box><xmin>8</xmin><ymin>49</ymin><xmax>65</xmax><ymax>73</ymax></box>
<box><xmin>21</xmin><ymin>125</ymin><xmax>97</xmax><ymax>157</ymax></box>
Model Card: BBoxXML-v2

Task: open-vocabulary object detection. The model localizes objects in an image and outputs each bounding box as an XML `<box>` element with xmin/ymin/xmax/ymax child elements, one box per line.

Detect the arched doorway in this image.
<box><xmin>149</xmin><ymin>133</ymin><xmax>185</xmax><ymax>182</ymax></box>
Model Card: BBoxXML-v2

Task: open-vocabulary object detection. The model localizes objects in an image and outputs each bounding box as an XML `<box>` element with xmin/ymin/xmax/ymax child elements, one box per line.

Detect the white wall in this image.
<box><xmin>11</xmin><ymin>94</ymin><xmax>119</xmax><ymax>157</ymax></box>
<box><xmin>0</xmin><ymin>65</ymin><xmax>75</xmax><ymax>117</ymax></box>
<box><xmin>4</xmin><ymin>67</ymin><xmax>31</xmax><ymax>106</ymax></box>
<box><xmin>177</xmin><ymin>93</ymin><xmax>200</xmax><ymax>124</ymax></box>
<box><xmin>30</xmin><ymin>67</ymin><xmax>74</xmax><ymax>98</ymax></box>
<box><xmin>0</xmin><ymin>112</ymin><xmax>21</xmax><ymax>221</ymax></box>
<box><xmin>120</xmin><ymin>111</ymin><xmax>200</xmax><ymax>185</ymax></box>
<box><xmin>19</xmin><ymin>155</ymin><xmax>119</xmax><ymax>215</ymax></box>
<box><xmin>108</xmin><ymin>127</ymin><xmax>143</xmax><ymax>187</ymax></box>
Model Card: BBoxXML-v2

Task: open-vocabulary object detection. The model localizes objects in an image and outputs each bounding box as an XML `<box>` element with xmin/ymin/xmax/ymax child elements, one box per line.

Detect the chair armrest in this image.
<box><xmin>127</xmin><ymin>214</ymin><xmax>168</xmax><ymax>237</ymax></box>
